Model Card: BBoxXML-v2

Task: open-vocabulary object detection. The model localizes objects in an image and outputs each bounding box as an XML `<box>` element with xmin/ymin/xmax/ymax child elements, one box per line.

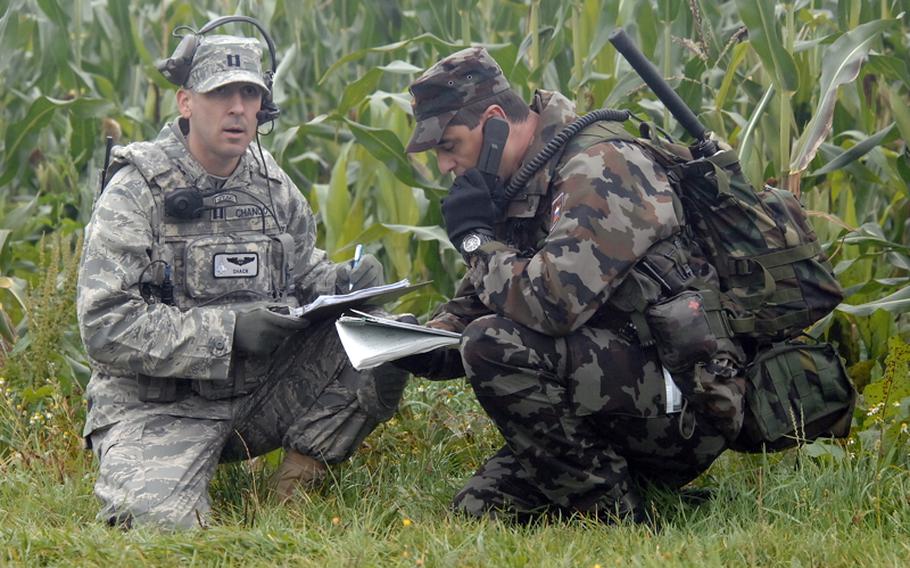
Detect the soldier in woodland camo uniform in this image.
<box><xmin>77</xmin><ymin>32</ymin><xmax>407</xmax><ymax>530</ymax></box>
<box><xmin>401</xmin><ymin>47</ymin><xmax>738</xmax><ymax>522</ymax></box>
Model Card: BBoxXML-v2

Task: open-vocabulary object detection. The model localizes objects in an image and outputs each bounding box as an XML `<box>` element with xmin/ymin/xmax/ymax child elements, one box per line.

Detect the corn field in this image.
<box><xmin>1</xmin><ymin>0</ymin><xmax>909</xmax><ymax>448</ymax></box>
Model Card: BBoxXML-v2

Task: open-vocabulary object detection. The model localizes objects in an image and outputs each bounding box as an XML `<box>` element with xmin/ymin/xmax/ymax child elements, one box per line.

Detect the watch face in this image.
<box><xmin>462</xmin><ymin>234</ymin><xmax>482</xmax><ymax>253</ymax></box>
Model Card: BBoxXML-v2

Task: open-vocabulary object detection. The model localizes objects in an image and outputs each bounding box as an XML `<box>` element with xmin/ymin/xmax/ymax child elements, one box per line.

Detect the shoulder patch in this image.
<box><xmin>550</xmin><ymin>192</ymin><xmax>567</xmax><ymax>226</ymax></box>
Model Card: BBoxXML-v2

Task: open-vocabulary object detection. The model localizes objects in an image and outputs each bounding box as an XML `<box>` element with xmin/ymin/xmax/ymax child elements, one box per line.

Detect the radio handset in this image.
<box><xmin>475</xmin><ymin>116</ymin><xmax>510</xmax><ymax>214</ymax></box>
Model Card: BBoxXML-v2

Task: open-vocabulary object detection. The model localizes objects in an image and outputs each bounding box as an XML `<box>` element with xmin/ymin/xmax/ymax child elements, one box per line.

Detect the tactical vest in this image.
<box><xmin>104</xmin><ymin>140</ymin><xmax>299</xmax><ymax>401</ymax></box>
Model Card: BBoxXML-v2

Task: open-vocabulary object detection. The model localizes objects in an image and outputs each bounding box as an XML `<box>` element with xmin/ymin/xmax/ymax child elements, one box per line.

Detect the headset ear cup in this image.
<box><xmin>156</xmin><ymin>34</ymin><xmax>198</xmax><ymax>87</ymax></box>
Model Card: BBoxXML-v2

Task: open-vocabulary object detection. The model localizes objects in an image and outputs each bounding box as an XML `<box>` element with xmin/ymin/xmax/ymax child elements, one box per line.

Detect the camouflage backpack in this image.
<box><xmin>634</xmin><ymin>127</ymin><xmax>844</xmax><ymax>341</ymax></box>
<box><xmin>539</xmin><ymin>118</ymin><xmax>856</xmax><ymax>451</ymax></box>
<box><xmin>637</xmin><ymin>126</ymin><xmax>855</xmax><ymax>451</ymax></box>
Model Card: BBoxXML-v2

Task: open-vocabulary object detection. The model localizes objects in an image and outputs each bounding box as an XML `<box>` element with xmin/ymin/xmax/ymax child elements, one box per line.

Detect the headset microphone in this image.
<box><xmin>256</xmin><ymin>88</ymin><xmax>281</xmax><ymax>125</ymax></box>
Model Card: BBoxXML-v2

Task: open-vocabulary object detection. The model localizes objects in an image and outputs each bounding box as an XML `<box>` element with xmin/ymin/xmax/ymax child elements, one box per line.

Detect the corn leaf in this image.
<box><xmin>790</xmin><ymin>19</ymin><xmax>894</xmax><ymax>174</ymax></box>
<box><xmin>837</xmin><ymin>284</ymin><xmax>910</xmax><ymax>316</ymax></box>
<box><xmin>319</xmin><ymin>33</ymin><xmax>470</xmax><ymax>84</ymax></box>
<box><xmin>337</xmin><ymin>68</ymin><xmax>383</xmax><ymax>116</ymax></box>
<box><xmin>0</xmin><ymin>96</ymin><xmax>74</xmax><ymax>186</ymax></box>
<box><xmin>735</xmin><ymin>0</ymin><xmax>799</xmax><ymax>91</ymax></box>
<box><xmin>343</xmin><ymin>118</ymin><xmax>442</xmax><ymax>191</ymax></box>
<box><xmin>323</xmin><ymin>142</ymin><xmax>353</xmax><ymax>253</ymax></box>
<box><xmin>808</xmin><ymin>123</ymin><xmax>895</xmax><ymax>177</ymax></box>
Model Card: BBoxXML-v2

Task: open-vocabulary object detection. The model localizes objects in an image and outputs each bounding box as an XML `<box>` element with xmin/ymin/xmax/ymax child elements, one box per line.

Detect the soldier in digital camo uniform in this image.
<box><xmin>400</xmin><ymin>47</ymin><xmax>737</xmax><ymax>522</ymax></box>
<box><xmin>77</xmin><ymin>31</ymin><xmax>408</xmax><ymax>530</ymax></box>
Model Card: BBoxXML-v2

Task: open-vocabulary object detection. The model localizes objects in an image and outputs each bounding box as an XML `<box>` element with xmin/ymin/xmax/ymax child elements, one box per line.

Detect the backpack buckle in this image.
<box><xmin>732</xmin><ymin>258</ymin><xmax>753</xmax><ymax>275</ymax></box>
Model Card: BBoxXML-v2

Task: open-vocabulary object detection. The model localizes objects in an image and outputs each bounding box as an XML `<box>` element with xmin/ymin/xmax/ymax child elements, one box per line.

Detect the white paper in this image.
<box><xmin>289</xmin><ymin>279</ymin><xmax>429</xmax><ymax>321</ymax></box>
<box><xmin>662</xmin><ymin>366</ymin><xmax>684</xmax><ymax>414</ymax></box>
<box><xmin>334</xmin><ymin>310</ymin><xmax>461</xmax><ymax>370</ymax></box>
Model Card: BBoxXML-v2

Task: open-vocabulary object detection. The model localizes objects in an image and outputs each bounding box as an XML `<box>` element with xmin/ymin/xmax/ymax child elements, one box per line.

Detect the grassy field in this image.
<box><xmin>2</xmin><ymin>380</ymin><xmax>908</xmax><ymax>567</ymax></box>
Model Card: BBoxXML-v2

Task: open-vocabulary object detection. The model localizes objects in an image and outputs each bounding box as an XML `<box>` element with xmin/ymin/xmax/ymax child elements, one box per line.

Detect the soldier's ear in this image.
<box><xmin>177</xmin><ymin>89</ymin><xmax>192</xmax><ymax>119</ymax></box>
<box><xmin>482</xmin><ymin>105</ymin><xmax>506</xmax><ymax>121</ymax></box>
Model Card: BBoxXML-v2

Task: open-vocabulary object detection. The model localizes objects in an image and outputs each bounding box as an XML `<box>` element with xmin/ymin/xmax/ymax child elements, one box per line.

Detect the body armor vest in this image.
<box><xmin>107</xmin><ymin>139</ymin><xmax>298</xmax><ymax>400</ymax></box>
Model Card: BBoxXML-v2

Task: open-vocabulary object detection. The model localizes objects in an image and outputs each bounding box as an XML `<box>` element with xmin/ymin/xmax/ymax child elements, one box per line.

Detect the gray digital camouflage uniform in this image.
<box><xmin>407</xmin><ymin>48</ymin><xmax>736</xmax><ymax>522</ymax></box>
<box><xmin>77</xmin><ymin>35</ymin><xmax>405</xmax><ymax>529</ymax></box>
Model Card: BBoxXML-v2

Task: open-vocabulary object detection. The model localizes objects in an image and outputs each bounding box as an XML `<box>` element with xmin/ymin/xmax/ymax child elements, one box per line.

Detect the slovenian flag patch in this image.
<box><xmin>550</xmin><ymin>192</ymin><xmax>567</xmax><ymax>226</ymax></box>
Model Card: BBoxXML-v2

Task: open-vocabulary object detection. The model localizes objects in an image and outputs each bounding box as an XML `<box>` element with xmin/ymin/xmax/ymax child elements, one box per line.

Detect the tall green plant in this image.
<box><xmin>1</xmin><ymin>0</ymin><xmax>908</xmax><ymax>429</ymax></box>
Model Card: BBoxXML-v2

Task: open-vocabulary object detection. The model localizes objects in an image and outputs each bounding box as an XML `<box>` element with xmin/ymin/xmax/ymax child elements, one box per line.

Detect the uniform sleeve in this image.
<box><xmin>426</xmin><ymin>274</ymin><xmax>493</xmax><ymax>333</ymax></box>
<box><xmin>467</xmin><ymin>140</ymin><xmax>681</xmax><ymax>336</ymax></box>
<box><xmin>77</xmin><ymin>173</ymin><xmax>235</xmax><ymax>380</ymax></box>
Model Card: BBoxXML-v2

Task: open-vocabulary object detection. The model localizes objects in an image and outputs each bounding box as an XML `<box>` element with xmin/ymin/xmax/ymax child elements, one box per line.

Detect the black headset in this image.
<box><xmin>156</xmin><ymin>15</ymin><xmax>281</xmax><ymax>126</ymax></box>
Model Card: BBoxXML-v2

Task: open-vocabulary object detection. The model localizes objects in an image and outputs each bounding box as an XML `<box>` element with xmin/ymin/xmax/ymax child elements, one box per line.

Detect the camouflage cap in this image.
<box><xmin>406</xmin><ymin>46</ymin><xmax>511</xmax><ymax>153</ymax></box>
<box><xmin>185</xmin><ymin>34</ymin><xmax>269</xmax><ymax>94</ymax></box>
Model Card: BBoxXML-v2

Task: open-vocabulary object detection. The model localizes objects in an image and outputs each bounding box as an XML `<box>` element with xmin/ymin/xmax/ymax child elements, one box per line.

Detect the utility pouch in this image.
<box><xmin>191</xmin><ymin>354</ymin><xmax>270</xmax><ymax>400</ymax></box>
<box><xmin>184</xmin><ymin>233</ymin><xmax>276</xmax><ymax>304</ymax></box>
<box><xmin>136</xmin><ymin>375</ymin><xmax>178</xmax><ymax>403</ymax></box>
<box><xmin>731</xmin><ymin>341</ymin><xmax>856</xmax><ymax>452</ymax></box>
<box><xmin>191</xmin><ymin>378</ymin><xmax>237</xmax><ymax>400</ymax></box>
<box><xmin>191</xmin><ymin>375</ymin><xmax>264</xmax><ymax>400</ymax></box>
<box><xmin>645</xmin><ymin>290</ymin><xmax>718</xmax><ymax>373</ymax></box>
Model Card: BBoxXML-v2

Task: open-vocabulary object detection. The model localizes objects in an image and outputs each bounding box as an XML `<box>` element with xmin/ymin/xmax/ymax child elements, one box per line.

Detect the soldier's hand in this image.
<box><xmin>392</xmin><ymin>351</ymin><xmax>445</xmax><ymax>377</ymax></box>
<box><xmin>441</xmin><ymin>168</ymin><xmax>497</xmax><ymax>250</ymax></box>
<box><xmin>233</xmin><ymin>305</ymin><xmax>308</xmax><ymax>355</ymax></box>
<box><xmin>335</xmin><ymin>253</ymin><xmax>384</xmax><ymax>293</ymax></box>
<box><xmin>390</xmin><ymin>314</ymin><xmax>449</xmax><ymax>377</ymax></box>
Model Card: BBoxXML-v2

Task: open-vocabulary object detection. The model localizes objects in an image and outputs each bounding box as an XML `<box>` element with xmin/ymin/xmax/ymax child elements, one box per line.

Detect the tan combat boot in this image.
<box><xmin>273</xmin><ymin>450</ymin><xmax>327</xmax><ymax>502</ymax></box>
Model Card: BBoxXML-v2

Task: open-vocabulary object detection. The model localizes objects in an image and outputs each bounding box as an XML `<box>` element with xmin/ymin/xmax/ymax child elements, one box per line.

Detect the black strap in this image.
<box><xmin>503</xmin><ymin>108</ymin><xmax>631</xmax><ymax>202</ymax></box>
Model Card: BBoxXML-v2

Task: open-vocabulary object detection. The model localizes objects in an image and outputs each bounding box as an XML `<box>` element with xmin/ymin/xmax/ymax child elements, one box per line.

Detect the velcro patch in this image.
<box><xmin>213</xmin><ymin>253</ymin><xmax>259</xmax><ymax>278</ymax></box>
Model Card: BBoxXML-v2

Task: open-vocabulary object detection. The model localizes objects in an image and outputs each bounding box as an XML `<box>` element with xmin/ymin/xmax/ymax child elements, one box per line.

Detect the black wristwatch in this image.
<box><xmin>459</xmin><ymin>232</ymin><xmax>494</xmax><ymax>257</ymax></box>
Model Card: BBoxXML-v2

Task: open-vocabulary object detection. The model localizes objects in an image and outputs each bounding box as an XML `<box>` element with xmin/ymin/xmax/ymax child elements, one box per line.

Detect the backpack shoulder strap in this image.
<box><xmin>543</xmin><ymin>119</ymin><xmax>637</xmax><ymax>184</ymax></box>
<box><xmin>567</xmin><ymin>119</ymin><xmax>637</xmax><ymax>150</ymax></box>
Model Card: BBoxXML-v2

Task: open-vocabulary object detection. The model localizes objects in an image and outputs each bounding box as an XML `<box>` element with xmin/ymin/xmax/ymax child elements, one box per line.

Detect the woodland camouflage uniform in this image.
<box><xmin>77</xmin><ymin>35</ymin><xmax>406</xmax><ymax>530</ymax></box>
<box><xmin>407</xmin><ymin>47</ymin><xmax>735</xmax><ymax>522</ymax></box>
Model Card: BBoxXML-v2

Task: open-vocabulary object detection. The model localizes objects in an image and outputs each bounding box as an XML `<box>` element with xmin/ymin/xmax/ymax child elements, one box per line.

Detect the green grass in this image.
<box><xmin>1</xmin><ymin>381</ymin><xmax>909</xmax><ymax>567</ymax></box>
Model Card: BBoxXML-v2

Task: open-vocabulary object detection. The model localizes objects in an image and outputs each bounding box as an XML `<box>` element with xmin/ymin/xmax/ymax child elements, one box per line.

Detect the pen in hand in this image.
<box><xmin>349</xmin><ymin>243</ymin><xmax>364</xmax><ymax>292</ymax></box>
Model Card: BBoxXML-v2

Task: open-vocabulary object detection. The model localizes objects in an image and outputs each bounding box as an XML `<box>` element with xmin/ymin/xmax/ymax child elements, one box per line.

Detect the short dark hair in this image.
<box><xmin>448</xmin><ymin>89</ymin><xmax>530</xmax><ymax>129</ymax></box>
